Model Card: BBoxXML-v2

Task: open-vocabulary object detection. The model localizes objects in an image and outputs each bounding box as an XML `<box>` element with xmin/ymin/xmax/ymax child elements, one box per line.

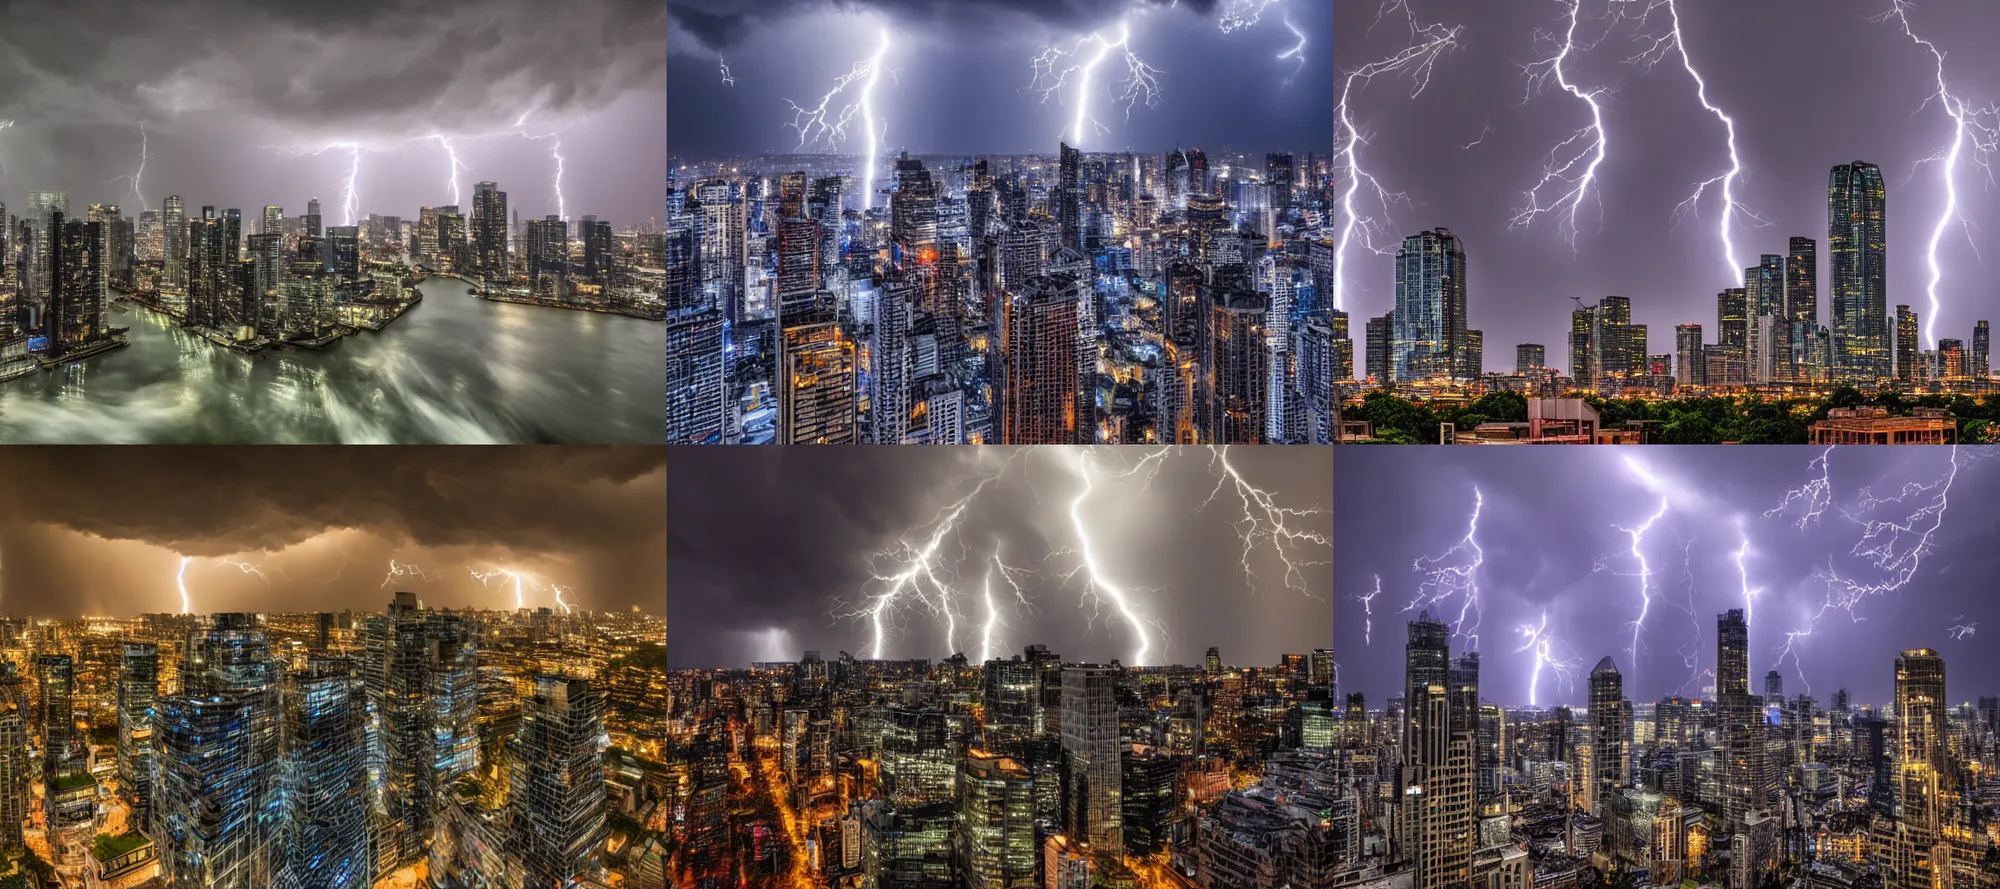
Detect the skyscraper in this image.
<box><xmin>1588</xmin><ymin>657</ymin><xmax>1627</xmax><ymax>811</ymax></box>
<box><xmin>0</xmin><ymin>665</ymin><xmax>26</xmax><ymax>851</ymax></box>
<box><xmin>1896</xmin><ymin>305</ymin><xmax>1918</xmax><ymax>383</ymax></box>
<box><xmin>957</xmin><ymin>750</ymin><xmax>1037</xmax><ymax>889</ymax></box>
<box><xmin>305</xmin><ymin>197</ymin><xmax>324</xmax><ymax>238</ymax></box>
<box><xmin>36</xmin><ymin>654</ymin><xmax>76</xmax><ymax>776</ymax></box>
<box><xmin>1829</xmin><ymin>161</ymin><xmax>1888</xmax><ymax>380</ymax></box>
<box><xmin>1888</xmin><ymin>648</ymin><xmax>1947</xmax><ymax>889</ymax></box>
<box><xmin>281</xmin><ymin>655</ymin><xmax>370</xmax><ymax>889</ymax></box>
<box><xmin>1402</xmin><ymin>612</ymin><xmax>1473</xmax><ymax>888</ymax></box>
<box><xmin>472</xmin><ymin>181</ymin><xmax>509</xmax><ymax>279</ymax></box>
<box><xmin>666</xmin><ymin>308</ymin><xmax>727</xmax><ymax>445</ymax></box>
<box><xmin>1392</xmin><ymin>229</ymin><xmax>1468</xmax><ymax>382</ymax></box>
<box><xmin>117</xmin><ymin>643</ymin><xmax>158</xmax><ymax>835</ymax></box>
<box><xmin>511</xmin><ymin>674</ymin><xmax>610</xmax><ymax>889</ymax></box>
<box><xmin>163</xmin><ymin>195</ymin><xmax>186</xmax><ymax>289</ymax></box>
<box><xmin>1058</xmin><ymin>142</ymin><xmax>1083</xmax><ymax>254</ymax></box>
<box><xmin>1060</xmin><ymin>665</ymin><xmax>1120</xmax><ymax>850</ymax></box>
<box><xmin>363</xmin><ymin>592</ymin><xmax>480</xmax><ymax>867</ymax></box>
<box><xmin>1004</xmin><ymin>274</ymin><xmax>1085</xmax><ymax>444</ymax></box>
<box><xmin>1975</xmin><ymin>319</ymin><xmax>1990</xmax><ymax>379</ymax></box>
<box><xmin>156</xmin><ymin>614</ymin><xmax>284</xmax><ymax>887</ymax></box>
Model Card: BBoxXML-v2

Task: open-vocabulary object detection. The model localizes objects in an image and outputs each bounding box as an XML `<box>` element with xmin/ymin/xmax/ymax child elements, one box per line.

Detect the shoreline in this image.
<box><xmin>426</xmin><ymin>270</ymin><xmax>665</xmax><ymax>321</ymax></box>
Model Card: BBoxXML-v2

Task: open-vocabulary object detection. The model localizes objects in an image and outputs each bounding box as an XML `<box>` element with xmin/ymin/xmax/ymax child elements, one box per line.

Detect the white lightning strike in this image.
<box><xmin>1624</xmin><ymin>0</ymin><xmax>1768</xmax><ymax>277</ymax></box>
<box><xmin>1517</xmin><ymin>610</ymin><xmax>1581</xmax><ymax>707</ymax></box>
<box><xmin>720</xmin><ymin>56</ymin><xmax>736</xmax><ymax>87</ymax></box>
<box><xmin>132</xmin><ymin>123</ymin><xmax>149</xmax><ymax>210</ymax></box>
<box><xmin>551</xmin><ymin>584</ymin><xmax>574</xmax><ymax>615</ymax></box>
<box><xmin>1667</xmin><ymin>537</ymin><xmax>1708</xmax><ymax>696</ymax></box>
<box><xmin>1878</xmin><ymin>0</ymin><xmax>2000</xmax><ymax>348</ymax></box>
<box><xmin>1217</xmin><ymin>0</ymin><xmax>1281</xmax><ymax>33</ymax></box>
<box><xmin>1765</xmin><ymin>446</ymin><xmax>1834</xmax><ymax>529</ymax></box>
<box><xmin>1065</xmin><ymin>450</ymin><xmax>1156</xmax><ymax>666</ymax></box>
<box><xmin>1733</xmin><ymin>524</ymin><xmax>1761</xmax><ymax>679</ymax></box>
<box><xmin>845</xmin><ymin>475</ymin><xmax>1000</xmax><ymax>660</ymax></box>
<box><xmin>1948</xmin><ymin>620</ymin><xmax>1976</xmax><ymax>640</ymax></box>
<box><xmin>1026</xmin><ymin>20</ymin><xmax>1163</xmax><ymax>147</ymax></box>
<box><xmin>1404</xmin><ymin>486</ymin><xmax>1484</xmax><ymax>649</ymax></box>
<box><xmin>1357</xmin><ymin>575</ymin><xmax>1381</xmax><ymax>646</ymax></box>
<box><xmin>434</xmin><ymin>135</ymin><xmax>468</xmax><ymax>206</ymax></box>
<box><xmin>216</xmin><ymin>558</ymin><xmax>275</xmax><ymax>583</ymax></box>
<box><xmin>1614</xmin><ymin>499</ymin><xmax>1671</xmax><ymax>681</ymax></box>
<box><xmin>1200</xmin><ymin>445</ymin><xmax>1331</xmax><ymax>597</ymax></box>
<box><xmin>1510</xmin><ymin>0</ymin><xmax>1611</xmax><ymax>246</ymax></box>
<box><xmin>784</xmin><ymin>29</ymin><xmax>893</xmax><ymax>211</ymax></box>
<box><xmin>382</xmin><ymin>559</ymin><xmax>438</xmax><ymax>589</ymax></box>
<box><xmin>1331</xmin><ymin>3</ymin><xmax>1460</xmax><ymax>311</ymax></box>
<box><xmin>546</xmin><ymin>136</ymin><xmax>566</xmax><ymax>220</ymax></box>
<box><xmin>176</xmin><ymin>557</ymin><xmax>192</xmax><ymax>615</ymax></box>
<box><xmin>1278</xmin><ymin>13</ymin><xmax>1309</xmax><ymax>87</ymax></box>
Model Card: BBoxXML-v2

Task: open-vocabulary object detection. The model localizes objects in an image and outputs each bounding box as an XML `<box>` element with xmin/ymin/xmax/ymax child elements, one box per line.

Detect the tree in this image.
<box><xmin>1659</xmin><ymin>413</ymin><xmax>1718</xmax><ymax>444</ymax></box>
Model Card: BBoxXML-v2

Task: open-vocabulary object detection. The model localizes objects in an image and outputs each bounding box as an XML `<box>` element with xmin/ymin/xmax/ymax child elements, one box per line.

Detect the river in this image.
<box><xmin>0</xmin><ymin>277</ymin><xmax>664</xmax><ymax>443</ymax></box>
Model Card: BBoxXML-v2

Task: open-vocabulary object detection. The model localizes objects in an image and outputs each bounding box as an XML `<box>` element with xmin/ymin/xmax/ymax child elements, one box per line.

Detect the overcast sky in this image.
<box><xmin>668</xmin><ymin>0</ymin><xmax>1332</xmax><ymax>158</ymax></box>
<box><xmin>0</xmin><ymin>0</ymin><xmax>665</xmax><ymax>227</ymax></box>
<box><xmin>1334</xmin><ymin>0</ymin><xmax>2000</xmax><ymax>366</ymax></box>
<box><xmin>0</xmin><ymin>446</ymin><xmax>665</xmax><ymax>617</ymax></box>
<box><xmin>1335</xmin><ymin>446</ymin><xmax>1999</xmax><ymax>710</ymax></box>
<box><xmin>669</xmin><ymin>445</ymin><xmax>1332</xmax><ymax>669</ymax></box>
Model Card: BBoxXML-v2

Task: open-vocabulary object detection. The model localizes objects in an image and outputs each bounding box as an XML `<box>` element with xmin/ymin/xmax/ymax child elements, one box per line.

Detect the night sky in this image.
<box><xmin>667</xmin><ymin>0</ymin><xmax>1332</xmax><ymax>158</ymax></box>
<box><xmin>1334</xmin><ymin>446</ymin><xmax>2000</xmax><ymax>711</ymax></box>
<box><xmin>0</xmin><ymin>446</ymin><xmax>666</xmax><ymax>618</ymax></box>
<box><xmin>0</xmin><ymin>0</ymin><xmax>666</xmax><ymax>227</ymax></box>
<box><xmin>668</xmin><ymin>445</ymin><xmax>1332</xmax><ymax>670</ymax></box>
<box><xmin>1334</xmin><ymin>0</ymin><xmax>2000</xmax><ymax>364</ymax></box>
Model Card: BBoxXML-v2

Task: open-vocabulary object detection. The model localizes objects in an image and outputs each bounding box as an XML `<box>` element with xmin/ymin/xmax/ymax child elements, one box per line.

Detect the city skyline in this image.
<box><xmin>1333</xmin><ymin>0</ymin><xmax>2000</xmax><ymax>367</ymax></box>
<box><xmin>0</xmin><ymin>446</ymin><xmax>666</xmax><ymax>617</ymax></box>
<box><xmin>0</xmin><ymin>0</ymin><xmax>666</xmax><ymax>226</ymax></box>
<box><xmin>1334</xmin><ymin>446</ymin><xmax>1995</xmax><ymax>707</ymax></box>
<box><xmin>668</xmin><ymin>445</ymin><xmax>1331</xmax><ymax>669</ymax></box>
<box><xmin>667</xmin><ymin>0</ymin><xmax>1332</xmax><ymax>158</ymax></box>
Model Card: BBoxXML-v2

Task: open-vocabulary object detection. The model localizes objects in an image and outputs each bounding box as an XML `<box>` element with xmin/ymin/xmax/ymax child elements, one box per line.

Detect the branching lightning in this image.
<box><xmin>1613</xmin><ymin>499</ymin><xmax>1671</xmax><ymax>681</ymax></box>
<box><xmin>1357</xmin><ymin>575</ymin><xmax>1381</xmax><ymax>646</ymax></box>
<box><xmin>382</xmin><ymin>559</ymin><xmax>437</xmax><ymax>589</ymax></box>
<box><xmin>1516</xmin><ymin>610</ymin><xmax>1581</xmax><ymax>707</ymax></box>
<box><xmin>1623</xmin><ymin>0</ymin><xmax>1769</xmax><ymax>277</ymax></box>
<box><xmin>1331</xmin><ymin>2</ymin><xmax>1460</xmax><ymax>311</ymax></box>
<box><xmin>1278</xmin><ymin>13</ymin><xmax>1309</xmax><ymax>88</ymax></box>
<box><xmin>1026</xmin><ymin>20</ymin><xmax>1163</xmax><ymax>147</ymax></box>
<box><xmin>217</xmin><ymin>558</ymin><xmax>277</xmax><ymax>583</ymax></box>
<box><xmin>1509</xmin><ymin>0</ymin><xmax>1611</xmax><ymax>247</ymax></box>
<box><xmin>1404</xmin><ymin>487</ymin><xmax>1484</xmax><ymax>649</ymax></box>
<box><xmin>1733</xmin><ymin>523</ymin><xmax>1761</xmax><ymax>679</ymax></box>
<box><xmin>1062</xmin><ymin>449</ymin><xmax>1158</xmax><ymax>666</ymax></box>
<box><xmin>1947</xmin><ymin>618</ymin><xmax>1976</xmax><ymax>640</ymax></box>
<box><xmin>1216</xmin><ymin>0</ymin><xmax>1282</xmax><ymax>33</ymax></box>
<box><xmin>433</xmin><ymin>135</ymin><xmax>468</xmax><ymax>206</ymax></box>
<box><xmin>1766</xmin><ymin>446</ymin><xmax>1834</xmax><ymax>529</ymax></box>
<box><xmin>1878</xmin><ymin>0</ymin><xmax>2000</xmax><ymax>348</ymax></box>
<box><xmin>720</xmin><ymin>56</ymin><xmax>736</xmax><ymax>87</ymax></box>
<box><xmin>784</xmin><ymin>28</ymin><xmax>893</xmax><ymax>211</ymax></box>
<box><xmin>1199</xmin><ymin>445</ymin><xmax>1331</xmax><ymax>597</ymax></box>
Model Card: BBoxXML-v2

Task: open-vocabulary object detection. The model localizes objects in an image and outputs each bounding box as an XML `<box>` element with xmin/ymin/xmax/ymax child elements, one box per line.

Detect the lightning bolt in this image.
<box><xmin>1947</xmin><ymin>619</ymin><xmax>1975</xmax><ymax>640</ymax></box>
<box><xmin>1026</xmin><ymin>19</ymin><xmax>1163</xmax><ymax>147</ymax></box>
<box><xmin>1624</xmin><ymin>0</ymin><xmax>1769</xmax><ymax>277</ymax></box>
<box><xmin>545</xmin><ymin>136</ymin><xmax>566</xmax><ymax>220</ymax></box>
<box><xmin>1404</xmin><ymin>486</ymin><xmax>1484</xmax><ymax>649</ymax></box>
<box><xmin>1356</xmin><ymin>575</ymin><xmax>1381</xmax><ymax>646</ymax></box>
<box><xmin>433</xmin><ymin>135</ymin><xmax>467</xmax><ymax>206</ymax></box>
<box><xmin>1199</xmin><ymin>445</ymin><xmax>1331</xmax><ymax>597</ymax></box>
<box><xmin>1765</xmin><ymin>445</ymin><xmax>1834</xmax><ymax>529</ymax></box>
<box><xmin>469</xmin><ymin>568</ymin><xmax>526</xmax><ymax>609</ymax></box>
<box><xmin>1733</xmin><ymin>524</ymin><xmax>1761</xmax><ymax>680</ymax></box>
<box><xmin>1509</xmin><ymin>0</ymin><xmax>1611</xmax><ymax>246</ymax></box>
<box><xmin>1668</xmin><ymin>537</ymin><xmax>1709</xmax><ymax>696</ymax></box>
<box><xmin>1878</xmin><ymin>0</ymin><xmax>2000</xmax><ymax>348</ymax></box>
<box><xmin>1331</xmin><ymin>2</ymin><xmax>1460</xmax><ymax>311</ymax></box>
<box><xmin>551</xmin><ymin>584</ymin><xmax>574</xmax><ymax>615</ymax></box>
<box><xmin>1517</xmin><ymin>610</ymin><xmax>1581</xmax><ymax>707</ymax></box>
<box><xmin>1216</xmin><ymin>0</ymin><xmax>1282</xmax><ymax>32</ymax></box>
<box><xmin>784</xmin><ymin>28</ymin><xmax>893</xmax><ymax>211</ymax></box>
<box><xmin>842</xmin><ymin>474</ymin><xmax>1002</xmax><ymax>660</ymax></box>
<box><xmin>1614</xmin><ymin>499</ymin><xmax>1671</xmax><ymax>683</ymax></box>
<box><xmin>382</xmin><ymin>559</ymin><xmax>437</xmax><ymax>589</ymax></box>
<box><xmin>1277</xmin><ymin>12</ymin><xmax>1309</xmax><ymax>88</ymax></box>
<box><xmin>132</xmin><ymin>123</ymin><xmax>148</xmax><ymax>210</ymax></box>
<box><xmin>720</xmin><ymin>56</ymin><xmax>736</xmax><ymax>87</ymax></box>
<box><xmin>176</xmin><ymin>557</ymin><xmax>192</xmax><ymax>615</ymax></box>
<box><xmin>216</xmin><ymin>558</ymin><xmax>276</xmax><ymax>583</ymax></box>
<box><xmin>1064</xmin><ymin>449</ymin><xmax>1154</xmax><ymax>666</ymax></box>
<box><xmin>266</xmin><ymin>142</ymin><xmax>368</xmax><ymax>226</ymax></box>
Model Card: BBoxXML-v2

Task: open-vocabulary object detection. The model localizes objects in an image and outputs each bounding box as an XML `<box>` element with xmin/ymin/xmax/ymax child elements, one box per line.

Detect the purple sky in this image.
<box><xmin>1334</xmin><ymin>0</ymin><xmax>2000</xmax><ymax>365</ymax></box>
<box><xmin>1335</xmin><ymin>446</ymin><xmax>1997</xmax><ymax>710</ymax></box>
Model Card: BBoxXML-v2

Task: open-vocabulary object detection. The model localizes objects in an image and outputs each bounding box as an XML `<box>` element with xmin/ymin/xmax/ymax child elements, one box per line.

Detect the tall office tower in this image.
<box><xmin>117</xmin><ymin>643</ymin><xmax>159</xmax><ymax>834</ymax></box>
<box><xmin>1718</xmin><ymin>287</ymin><xmax>1748</xmax><ymax>362</ymax></box>
<box><xmin>1292</xmin><ymin>314</ymin><xmax>1336</xmax><ymax>444</ymax></box>
<box><xmin>1675</xmin><ymin>325</ymin><xmax>1705</xmax><ymax>386</ymax></box>
<box><xmin>1765</xmin><ymin>670</ymin><xmax>1783</xmax><ymax>701</ymax></box>
<box><xmin>163</xmin><ymin>195</ymin><xmax>187</xmax><ymax>288</ymax></box>
<box><xmin>280</xmin><ymin>655</ymin><xmax>370</xmax><ymax>889</ymax></box>
<box><xmin>957</xmin><ymin>750</ymin><xmax>1037</xmax><ymax>889</ymax></box>
<box><xmin>156</xmin><ymin>614</ymin><xmax>283</xmax><ymax>888</ymax></box>
<box><xmin>1391</xmin><ymin>228</ymin><xmax>1468</xmax><ymax>382</ymax></box>
<box><xmin>1589</xmin><ymin>657</ymin><xmax>1627</xmax><ymax>810</ymax></box>
<box><xmin>983</xmin><ymin>659</ymin><xmax>1040</xmax><ymax>752</ymax></box>
<box><xmin>511</xmin><ymin>674</ymin><xmax>609</xmax><ymax>889</ymax></box>
<box><xmin>1403</xmin><ymin>612</ymin><xmax>1473</xmax><ymax>889</ymax></box>
<box><xmin>1787</xmin><ymin>237</ymin><xmax>1817</xmax><ymax>323</ymax></box>
<box><xmin>527</xmin><ymin>215</ymin><xmax>569</xmax><ymax>295</ymax></box>
<box><xmin>0</xmin><ymin>664</ymin><xmax>26</xmax><ymax>851</ymax></box>
<box><xmin>222</xmin><ymin>207</ymin><xmax>242</xmax><ymax>263</ymax></box>
<box><xmin>25</xmin><ymin>190</ymin><xmax>69</xmax><ymax>304</ymax></box>
<box><xmin>186</xmin><ymin>213</ymin><xmax>223</xmax><ymax>328</ymax></box>
<box><xmin>1588</xmin><ymin>297</ymin><xmax>1632</xmax><ymax>390</ymax></box>
<box><xmin>692</xmin><ymin>179</ymin><xmax>747</xmax><ymax>319</ymax></box>
<box><xmin>1896</xmin><ymin>305</ymin><xmax>1919</xmax><ymax>382</ymax></box>
<box><xmin>1266</xmin><ymin>152</ymin><xmax>1295</xmax><ymax>215</ymax></box>
<box><xmin>1206</xmin><ymin>287</ymin><xmax>1270</xmax><ymax>443</ymax></box>
<box><xmin>1751</xmin><ymin>255</ymin><xmax>1790</xmax><ymax>380</ymax></box>
<box><xmin>247</xmin><ymin>233</ymin><xmax>282</xmax><ymax>335</ymax></box>
<box><xmin>1206</xmin><ymin>647</ymin><xmax>1224</xmax><ymax>675</ymax></box>
<box><xmin>1975</xmin><ymin>320</ymin><xmax>1990</xmax><ymax>379</ymax></box>
<box><xmin>1719</xmin><ymin>607</ymin><xmax>1748</xmax><ymax>696</ymax></box>
<box><xmin>871</xmin><ymin>279</ymin><xmax>914</xmax><ymax>444</ymax></box>
<box><xmin>1887</xmin><ymin>649</ymin><xmax>1948</xmax><ymax>889</ymax></box>
<box><xmin>779</xmin><ymin>322</ymin><xmax>858</xmax><ymax>444</ymax></box>
<box><xmin>1004</xmin><ymin>273</ymin><xmax>1085</xmax><ymax>444</ymax></box>
<box><xmin>1517</xmin><ymin>343</ymin><xmax>1546</xmax><ymax>372</ymax></box>
<box><xmin>471</xmin><ymin>181</ymin><xmax>508</xmax><ymax>278</ymax></box>
<box><xmin>664</xmin><ymin>213</ymin><xmax>701</xmax><ymax>313</ymax></box>
<box><xmin>1717</xmin><ymin>608</ymin><xmax>1767</xmax><ymax>844</ymax></box>
<box><xmin>1060</xmin><ymin>665</ymin><xmax>1121</xmax><ymax>850</ymax></box>
<box><xmin>1829</xmin><ymin>161</ymin><xmax>1889</xmax><ymax>380</ymax></box>
<box><xmin>1365</xmin><ymin>312</ymin><xmax>1392</xmax><ymax>383</ymax></box>
<box><xmin>774</xmin><ymin>214</ymin><xmax>819</xmax><ymax>305</ymax></box>
<box><xmin>329</xmin><ymin>225</ymin><xmax>361</xmax><ymax>282</ymax></box>
<box><xmin>36</xmin><ymin>654</ymin><xmax>76</xmax><ymax>775</ymax></box>
<box><xmin>581</xmin><ymin>218</ymin><xmax>616</xmax><ymax>285</ymax></box>
<box><xmin>305</xmin><ymin>197</ymin><xmax>324</xmax><ymax>237</ymax></box>
<box><xmin>666</xmin><ymin>308</ymin><xmax>727</xmax><ymax>444</ymax></box>
<box><xmin>1331</xmin><ymin>310</ymin><xmax>1354</xmax><ymax>381</ymax></box>
<box><xmin>891</xmin><ymin>153</ymin><xmax>939</xmax><ymax>253</ymax></box>
<box><xmin>48</xmin><ymin>215</ymin><xmax>105</xmax><ymax>359</ymax></box>
<box><xmin>1058</xmin><ymin>142</ymin><xmax>1083</xmax><ymax>253</ymax></box>
<box><xmin>262</xmin><ymin>205</ymin><xmax>282</xmax><ymax>236</ymax></box>
<box><xmin>363</xmin><ymin>592</ymin><xmax>480</xmax><ymax>867</ymax></box>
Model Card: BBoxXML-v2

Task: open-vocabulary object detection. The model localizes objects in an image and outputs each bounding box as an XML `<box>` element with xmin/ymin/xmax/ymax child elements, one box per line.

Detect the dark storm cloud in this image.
<box><xmin>0</xmin><ymin>446</ymin><xmax>665</xmax><ymax>556</ymax></box>
<box><xmin>1335</xmin><ymin>0</ymin><xmax>2000</xmax><ymax>364</ymax></box>
<box><xmin>0</xmin><ymin>0</ymin><xmax>665</xmax><ymax>139</ymax></box>
<box><xmin>668</xmin><ymin>0</ymin><xmax>1329</xmax><ymax>157</ymax></box>
<box><xmin>669</xmin><ymin>0</ymin><xmax>1219</xmax><ymax>51</ymax></box>
<box><xmin>668</xmin><ymin>446</ymin><xmax>1332</xmax><ymax>669</ymax></box>
<box><xmin>1335</xmin><ymin>446</ymin><xmax>2000</xmax><ymax>709</ymax></box>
